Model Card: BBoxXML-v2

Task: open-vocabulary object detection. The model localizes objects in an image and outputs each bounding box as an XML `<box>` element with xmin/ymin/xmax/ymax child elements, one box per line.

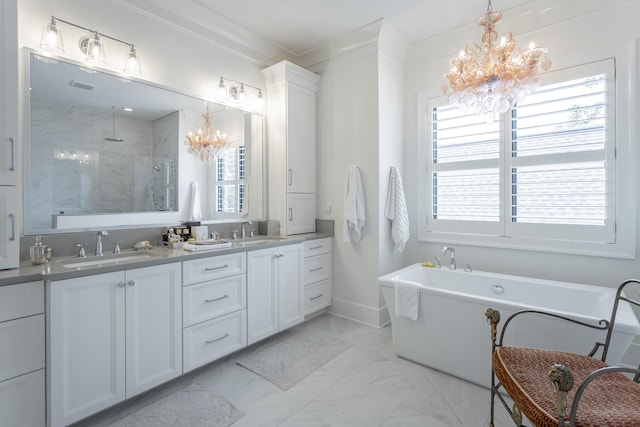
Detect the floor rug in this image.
<box><xmin>236</xmin><ymin>329</ymin><xmax>352</xmax><ymax>390</ymax></box>
<box><xmin>109</xmin><ymin>382</ymin><xmax>243</xmax><ymax>427</ymax></box>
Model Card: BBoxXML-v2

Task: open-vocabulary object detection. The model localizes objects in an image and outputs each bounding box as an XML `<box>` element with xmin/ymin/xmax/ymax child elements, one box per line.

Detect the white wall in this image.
<box><xmin>403</xmin><ymin>0</ymin><xmax>640</xmax><ymax>287</ymax></box>
<box><xmin>309</xmin><ymin>21</ymin><xmax>407</xmax><ymax>326</ymax></box>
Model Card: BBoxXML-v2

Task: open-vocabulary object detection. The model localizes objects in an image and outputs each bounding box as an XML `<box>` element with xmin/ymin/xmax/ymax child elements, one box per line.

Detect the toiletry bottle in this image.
<box><xmin>30</xmin><ymin>236</ymin><xmax>49</xmax><ymax>265</ymax></box>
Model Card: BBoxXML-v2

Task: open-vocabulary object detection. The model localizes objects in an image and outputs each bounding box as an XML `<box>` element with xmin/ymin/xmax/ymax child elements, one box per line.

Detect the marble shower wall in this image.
<box><xmin>29</xmin><ymin>98</ymin><xmax>178</xmax><ymax>230</ymax></box>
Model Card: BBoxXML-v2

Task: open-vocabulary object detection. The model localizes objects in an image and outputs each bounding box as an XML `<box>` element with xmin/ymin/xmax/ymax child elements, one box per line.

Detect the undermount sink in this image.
<box><xmin>232</xmin><ymin>237</ymin><xmax>286</xmax><ymax>247</ymax></box>
<box><xmin>60</xmin><ymin>252</ymin><xmax>158</xmax><ymax>269</ymax></box>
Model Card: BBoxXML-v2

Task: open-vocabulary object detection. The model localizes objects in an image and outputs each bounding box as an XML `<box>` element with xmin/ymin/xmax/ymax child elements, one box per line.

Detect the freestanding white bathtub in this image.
<box><xmin>379</xmin><ymin>263</ymin><xmax>640</xmax><ymax>387</ymax></box>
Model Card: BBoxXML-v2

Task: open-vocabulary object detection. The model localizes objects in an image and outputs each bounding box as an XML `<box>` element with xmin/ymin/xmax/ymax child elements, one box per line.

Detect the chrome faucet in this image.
<box><xmin>441</xmin><ymin>246</ymin><xmax>456</xmax><ymax>270</ymax></box>
<box><xmin>241</xmin><ymin>221</ymin><xmax>253</xmax><ymax>239</ymax></box>
<box><xmin>96</xmin><ymin>231</ymin><xmax>108</xmax><ymax>256</ymax></box>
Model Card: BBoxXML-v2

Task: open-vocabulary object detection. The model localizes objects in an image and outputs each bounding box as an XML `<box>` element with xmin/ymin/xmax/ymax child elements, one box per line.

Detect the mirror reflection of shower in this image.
<box><xmin>151</xmin><ymin>159</ymin><xmax>176</xmax><ymax>211</ymax></box>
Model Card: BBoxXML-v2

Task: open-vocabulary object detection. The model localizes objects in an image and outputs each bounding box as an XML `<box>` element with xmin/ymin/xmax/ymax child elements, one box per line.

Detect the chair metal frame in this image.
<box><xmin>485</xmin><ymin>279</ymin><xmax>640</xmax><ymax>427</ymax></box>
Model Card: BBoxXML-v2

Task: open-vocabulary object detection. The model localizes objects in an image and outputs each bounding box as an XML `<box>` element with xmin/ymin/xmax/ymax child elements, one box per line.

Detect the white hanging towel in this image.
<box><xmin>395</xmin><ymin>280</ymin><xmax>420</xmax><ymax>321</ymax></box>
<box><xmin>343</xmin><ymin>165</ymin><xmax>366</xmax><ymax>242</ymax></box>
<box><xmin>189</xmin><ymin>182</ymin><xmax>202</xmax><ymax>221</ymax></box>
<box><xmin>384</xmin><ymin>166</ymin><xmax>410</xmax><ymax>252</ymax></box>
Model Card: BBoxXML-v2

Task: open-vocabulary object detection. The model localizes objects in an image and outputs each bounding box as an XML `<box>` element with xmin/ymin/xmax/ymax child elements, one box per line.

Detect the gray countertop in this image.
<box><xmin>0</xmin><ymin>233</ymin><xmax>332</xmax><ymax>286</ymax></box>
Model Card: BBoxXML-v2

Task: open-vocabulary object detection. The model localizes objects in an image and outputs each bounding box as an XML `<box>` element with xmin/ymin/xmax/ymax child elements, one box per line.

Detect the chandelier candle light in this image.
<box><xmin>184</xmin><ymin>104</ymin><xmax>228</xmax><ymax>165</ymax></box>
<box><xmin>442</xmin><ymin>0</ymin><xmax>551</xmax><ymax>123</ymax></box>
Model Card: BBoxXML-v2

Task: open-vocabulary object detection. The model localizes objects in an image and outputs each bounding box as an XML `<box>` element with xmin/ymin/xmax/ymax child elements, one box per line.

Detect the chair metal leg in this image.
<box><xmin>512</xmin><ymin>403</ymin><xmax>523</xmax><ymax>426</ymax></box>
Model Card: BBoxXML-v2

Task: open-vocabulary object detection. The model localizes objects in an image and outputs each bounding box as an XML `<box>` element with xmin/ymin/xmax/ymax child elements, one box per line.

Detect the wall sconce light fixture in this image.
<box><xmin>39</xmin><ymin>16</ymin><xmax>142</xmax><ymax>77</ymax></box>
<box><xmin>217</xmin><ymin>77</ymin><xmax>263</xmax><ymax>110</ymax></box>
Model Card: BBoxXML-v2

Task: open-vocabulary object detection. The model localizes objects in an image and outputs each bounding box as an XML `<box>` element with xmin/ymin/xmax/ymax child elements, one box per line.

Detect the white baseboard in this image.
<box><xmin>327</xmin><ymin>297</ymin><xmax>390</xmax><ymax>328</ymax></box>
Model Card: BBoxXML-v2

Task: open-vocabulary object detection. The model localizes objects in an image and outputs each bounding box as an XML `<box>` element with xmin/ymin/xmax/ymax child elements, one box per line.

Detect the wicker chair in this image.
<box><xmin>485</xmin><ymin>279</ymin><xmax>640</xmax><ymax>427</ymax></box>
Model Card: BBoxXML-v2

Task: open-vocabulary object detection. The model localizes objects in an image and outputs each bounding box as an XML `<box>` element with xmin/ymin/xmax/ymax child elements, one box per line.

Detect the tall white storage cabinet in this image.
<box><xmin>263</xmin><ymin>61</ymin><xmax>320</xmax><ymax>235</ymax></box>
<box><xmin>0</xmin><ymin>0</ymin><xmax>19</xmax><ymax>269</ymax></box>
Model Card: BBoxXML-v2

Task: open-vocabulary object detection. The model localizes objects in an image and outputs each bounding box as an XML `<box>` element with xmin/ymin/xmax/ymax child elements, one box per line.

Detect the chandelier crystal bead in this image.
<box><xmin>442</xmin><ymin>0</ymin><xmax>551</xmax><ymax>123</ymax></box>
<box><xmin>184</xmin><ymin>105</ymin><xmax>228</xmax><ymax>165</ymax></box>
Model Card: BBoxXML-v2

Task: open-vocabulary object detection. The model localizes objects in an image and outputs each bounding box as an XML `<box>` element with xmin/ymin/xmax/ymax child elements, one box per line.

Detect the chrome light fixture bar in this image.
<box><xmin>217</xmin><ymin>77</ymin><xmax>263</xmax><ymax>110</ymax></box>
<box><xmin>39</xmin><ymin>16</ymin><xmax>142</xmax><ymax>76</ymax></box>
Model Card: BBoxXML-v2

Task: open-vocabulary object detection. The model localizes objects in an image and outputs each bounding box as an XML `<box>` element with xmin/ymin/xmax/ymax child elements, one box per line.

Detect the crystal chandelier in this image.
<box><xmin>184</xmin><ymin>104</ymin><xmax>228</xmax><ymax>165</ymax></box>
<box><xmin>442</xmin><ymin>0</ymin><xmax>551</xmax><ymax>123</ymax></box>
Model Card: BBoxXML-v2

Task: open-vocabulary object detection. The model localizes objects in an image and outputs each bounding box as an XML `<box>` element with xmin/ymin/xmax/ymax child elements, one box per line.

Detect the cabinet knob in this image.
<box><xmin>127</xmin><ymin>280</ymin><xmax>136</xmax><ymax>286</ymax></box>
<box><xmin>117</xmin><ymin>281</ymin><xmax>126</xmax><ymax>288</ymax></box>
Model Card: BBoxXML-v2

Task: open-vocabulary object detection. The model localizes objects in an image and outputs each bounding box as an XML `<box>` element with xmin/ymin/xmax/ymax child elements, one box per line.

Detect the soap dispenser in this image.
<box><xmin>30</xmin><ymin>236</ymin><xmax>51</xmax><ymax>265</ymax></box>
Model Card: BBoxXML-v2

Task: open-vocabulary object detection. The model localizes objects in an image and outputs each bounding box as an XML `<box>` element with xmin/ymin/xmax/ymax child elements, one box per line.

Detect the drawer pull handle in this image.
<box><xmin>9</xmin><ymin>137</ymin><xmax>16</xmax><ymax>172</ymax></box>
<box><xmin>310</xmin><ymin>294</ymin><xmax>323</xmax><ymax>301</ymax></box>
<box><xmin>205</xmin><ymin>294</ymin><xmax>229</xmax><ymax>303</ymax></box>
<box><xmin>8</xmin><ymin>213</ymin><xmax>15</xmax><ymax>241</ymax></box>
<box><xmin>205</xmin><ymin>264</ymin><xmax>229</xmax><ymax>271</ymax></box>
<box><xmin>309</xmin><ymin>245</ymin><xmax>322</xmax><ymax>250</ymax></box>
<box><xmin>206</xmin><ymin>333</ymin><xmax>229</xmax><ymax>344</ymax></box>
<box><xmin>309</xmin><ymin>267</ymin><xmax>323</xmax><ymax>272</ymax></box>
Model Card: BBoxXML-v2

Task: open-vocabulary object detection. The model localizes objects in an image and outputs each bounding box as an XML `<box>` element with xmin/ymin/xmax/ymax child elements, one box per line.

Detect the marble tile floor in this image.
<box><xmin>74</xmin><ymin>313</ymin><xmax>517</xmax><ymax>427</ymax></box>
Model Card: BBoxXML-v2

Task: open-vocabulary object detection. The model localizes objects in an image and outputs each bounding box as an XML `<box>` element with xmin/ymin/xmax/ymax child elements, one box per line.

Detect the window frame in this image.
<box><xmin>209</xmin><ymin>144</ymin><xmax>246</xmax><ymax>219</ymax></box>
<box><xmin>417</xmin><ymin>51</ymin><xmax>636</xmax><ymax>259</ymax></box>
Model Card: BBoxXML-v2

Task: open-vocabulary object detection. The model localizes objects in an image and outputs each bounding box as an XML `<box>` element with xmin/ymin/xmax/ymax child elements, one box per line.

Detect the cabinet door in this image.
<box><xmin>49</xmin><ymin>272</ymin><xmax>126</xmax><ymax>427</ymax></box>
<box><xmin>125</xmin><ymin>262</ymin><xmax>182</xmax><ymax>397</ymax></box>
<box><xmin>286</xmin><ymin>82</ymin><xmax>316</xmax><ymax>194</ymax></box>
<box><xmin>247</xmin><ymin>248</ymin><xmax>278</xmax><ymax>344</ymax></box>
<box><xmin>0</xmin><ymin>186</ymin><xmax>18</xmax><ymax>269</ymax></box>
<box><xmin>0</xmin><ymin>0</ymin><xmax>18</xmax><ymax>185</ymax></box>
<box><xmin>286</xmin><ymin>192</ymin><xmax>316</xmax><ymax>235</ymax></box>
<box><xmin>278</xmin><ymin>244</ymin><xmax>304</xmax><ymax>330</ymax></box>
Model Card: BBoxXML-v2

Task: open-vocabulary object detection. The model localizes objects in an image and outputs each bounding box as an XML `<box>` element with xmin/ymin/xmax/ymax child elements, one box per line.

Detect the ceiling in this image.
<box><xmin>191</xmin><ymin>0</ymin><xmax>535</xmax><ymax>56</ymax></box>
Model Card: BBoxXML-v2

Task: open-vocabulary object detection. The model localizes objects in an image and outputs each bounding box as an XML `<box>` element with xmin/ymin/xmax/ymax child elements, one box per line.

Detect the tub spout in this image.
<box><xmin>441</xmin><ymin>246</ymin><xmax>456</xmax><ymax>270</ymax></box>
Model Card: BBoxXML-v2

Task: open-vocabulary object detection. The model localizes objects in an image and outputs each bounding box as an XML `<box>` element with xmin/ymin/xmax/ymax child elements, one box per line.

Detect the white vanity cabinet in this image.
<box><xmin>182</xmin><ymin>252</ymin><xmax>247</xmax><ymax>372</ymax></box>
<box><xmin>247</xmin><ymin>243</ymin><xmax>304</xmax><ymax>344</ymax></box>
<box><xmin>0</xmin><ymin>0</ymin><xmax>19</xmax><ymax>270</ymax></box>
<box><xmin>48</xmin><ymin>263</ymin><xmax>182</xmax><ymax>427</ymax></box>
<box><xmin>0</xmin><ymin>281</ymin><xmax>45</xmax><ymax>427</ymax></box>
<box><xmin>303</xmin><ymin>238</ymin><xmax>332</xmax><ymax>315</ymax></box>
<box><xmin>263</xmin><ymin>61</ymin><xmax>320</xmax><ymax>235</ymax></box>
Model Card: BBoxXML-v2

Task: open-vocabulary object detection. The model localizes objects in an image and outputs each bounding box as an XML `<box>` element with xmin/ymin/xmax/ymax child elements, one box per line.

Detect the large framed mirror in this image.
<box><xmin>24</xmin><ymin>50</ymin><xmax>265</xmax><ymax>235</ymax></box>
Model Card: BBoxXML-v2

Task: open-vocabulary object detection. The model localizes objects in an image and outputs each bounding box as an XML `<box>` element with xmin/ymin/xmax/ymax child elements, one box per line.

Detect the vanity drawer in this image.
<box><xmin>304</xmin><ymin>279</ymin><xmax>331</xmax><ymax>315</ymax></box>
<box><xmin>183</xmin><ymin>275</ymin><xmax>246</xmax><ymax>327</ymax></box>
<box><xmin>304</xmin><ymin>253</ymin><xmax>331</xmax><ymax>285</ymax></box>
<box><xmin>183</xmin><ymin>310</ymin><xmax>247</xmax><ymax>372</ymax></box>
<box><xmin>0</xmin><ymin>314</ymin><xmax>45</xmax><ymax>382</ymax></box>
<box><xmin>183</xmin><ymin>252</ymin><xmax>246</xmax><ymax>285</ymax></box>
<box><xmin>304</xmin><ymin>238</ymin><xmax>331</xmax><ymax>257</ymax></box>
<box><xmin>0</xmin><ymin>281</ymin><xmax>43</xmax><ymax>323</ymax></box>
<box><xmin>0</xmin><ymin>369</ymin><xmax>45</xmax><ymax>427</ymax></box>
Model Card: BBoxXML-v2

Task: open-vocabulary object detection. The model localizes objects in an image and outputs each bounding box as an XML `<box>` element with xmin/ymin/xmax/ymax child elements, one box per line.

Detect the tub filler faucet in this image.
<box><xmin>441</xmin><ymin>246</ymin><xmax>456</xmax><ymax>270</ymax></box>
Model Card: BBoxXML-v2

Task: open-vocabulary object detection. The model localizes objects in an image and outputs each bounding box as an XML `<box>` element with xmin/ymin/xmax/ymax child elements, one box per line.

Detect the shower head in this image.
<box><xmin>105</xmin><ymin>106</ymin><xmax>124</xmax><ymax>142</ymax></box>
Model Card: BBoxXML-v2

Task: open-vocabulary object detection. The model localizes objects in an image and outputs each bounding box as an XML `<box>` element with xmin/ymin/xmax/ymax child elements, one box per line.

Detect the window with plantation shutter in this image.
<box><xmin>425</xmin><ymin>58</ymin><xmax>615</xmax><ymax>244</ymax></box>
<box><xmin>215</xmin><ymin>145</ymin><xmax>245</xmax><ymax>214</ymax></box>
